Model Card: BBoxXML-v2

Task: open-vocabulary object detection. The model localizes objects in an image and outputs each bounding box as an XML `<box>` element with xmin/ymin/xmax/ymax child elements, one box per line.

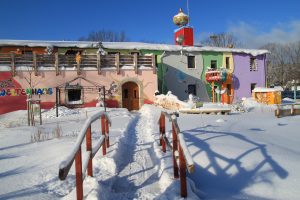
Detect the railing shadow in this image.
<box><xmin>183</xmin><ymin>127</ymin><xmax>288</xmax><ymax>199</ymax></box>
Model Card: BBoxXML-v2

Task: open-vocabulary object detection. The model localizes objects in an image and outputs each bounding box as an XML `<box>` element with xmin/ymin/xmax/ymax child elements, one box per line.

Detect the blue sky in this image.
<box><xmin>1</xmin><ymin>0</ymin><xmax>300</xmax><ymax>47</ymax></box>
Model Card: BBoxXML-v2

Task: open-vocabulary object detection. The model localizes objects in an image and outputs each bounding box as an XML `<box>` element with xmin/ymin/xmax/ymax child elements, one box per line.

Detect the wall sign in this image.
<box><xmin>0</xmin><ymin>88</ymin><xmax>53</xmax><ymax>97</ymax></box>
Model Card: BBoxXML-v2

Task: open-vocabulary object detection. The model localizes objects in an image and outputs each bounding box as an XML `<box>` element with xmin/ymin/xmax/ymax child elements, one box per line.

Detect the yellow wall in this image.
<box><xmin>222</xmin><ymin>52</ymin><xmax>234</xmax><ymax>73</ymax></box>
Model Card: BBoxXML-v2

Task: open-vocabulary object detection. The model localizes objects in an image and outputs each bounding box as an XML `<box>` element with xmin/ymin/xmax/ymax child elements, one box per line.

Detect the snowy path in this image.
<box><xmin>108</xmin><ymin>113</ymin><xmax>161</xmax><ymax>199</ymax></box>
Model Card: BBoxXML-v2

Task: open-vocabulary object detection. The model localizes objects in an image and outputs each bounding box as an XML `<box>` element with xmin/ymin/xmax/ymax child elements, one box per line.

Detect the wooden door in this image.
<box><xmin>122</xmin><ymin>82</ymin><xmax>139</xmax><ymax>111</ymax></box>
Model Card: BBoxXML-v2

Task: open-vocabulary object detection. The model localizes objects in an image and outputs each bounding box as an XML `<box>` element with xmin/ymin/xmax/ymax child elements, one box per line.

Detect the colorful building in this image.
<box><xmin>0</xmin><ymin>40</ymin><xmax>158</xmax><ymax>114</ymax></box>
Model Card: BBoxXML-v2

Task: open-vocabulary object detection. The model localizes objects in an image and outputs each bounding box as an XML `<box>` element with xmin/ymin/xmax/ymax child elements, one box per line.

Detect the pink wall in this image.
<box><xmin>0</xmin><ymin>69</ymin><xmax>157</xmax><ymax>114</ymax></box>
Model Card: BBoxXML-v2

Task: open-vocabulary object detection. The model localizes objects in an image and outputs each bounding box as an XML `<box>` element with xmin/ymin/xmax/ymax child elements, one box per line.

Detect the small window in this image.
<box><xmin>108</xmin><ymin>52</ymin><xmax>118</xmax><ymax>55</ymax></box>
<box><xmin>123</xmin><ymin>89</ymin><xmax>128</xmax><ymax>98</ymax></box>
<box><xmin>67</xmin><ymin>89</ymin><xmax>82</xmax><ymax>104</ymax></box>
<box><xmin>211</xmin><ymin>60</ymin><xmax>217</xmax><ymax>69</ymax></box>
<box><xmin>187</xmin><ymin>56</ymin><xmax>195</xmax><ymax>69</ymax></box>
<box><xmin>134</xmin><ymin>90</ymin><xmax>137</xmax><ymax>98</ymax></box>
<box><xmin>22</xmin><ymin>50</ymin><xmax>33</xmax><ymax>55</ymax></box>
<box><xmin>251</xmin><ymin>83</ymin><xmax>256</xmax><ymax>93</ymax></box>
<box><xmin>227</xmin><ymin>84</ymin><xmax>232</xmax><ymax>95</ymax></box>
<box><xmin>226</xmin><ymin>57</ymin><xmax>230</xmax><ymax>69</ymax></box>
<box><xmin>188</xmin><ymin>84</ymin><xmax>196</xmax><ymax>96</ymax></box>
<box><xmin>250</xmin><ymin>57</ymin><xmax>257</xmax><ymax>71</ymax></box>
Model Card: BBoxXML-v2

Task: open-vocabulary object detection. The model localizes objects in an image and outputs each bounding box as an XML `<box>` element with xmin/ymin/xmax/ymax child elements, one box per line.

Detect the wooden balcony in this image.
<box><xmin>0</xmin><ymin>53</ymin><xmax>156</xmax><ymax>76</ymax></box>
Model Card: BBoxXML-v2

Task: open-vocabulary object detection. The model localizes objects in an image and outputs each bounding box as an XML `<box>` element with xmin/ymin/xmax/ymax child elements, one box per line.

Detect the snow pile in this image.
<box><xmin>154</xmin><ymin>91</ymin><xmax>190</xmax><ymax>110</ymax></box>
<box><xmin>242</xmin><ymin>97</ymin><xmax>276</xmax><ymax>112</ymax></box>
<box><xmin>42</xmin><ymin>106</ymin><xmax>80</xmax><ymax>119</ymax></box>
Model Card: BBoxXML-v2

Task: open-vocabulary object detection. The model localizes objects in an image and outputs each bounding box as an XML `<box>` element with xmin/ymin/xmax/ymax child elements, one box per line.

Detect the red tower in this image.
<box><xmin>174</xmin><ymin>26</ymin><xmax>194</xmax><ymax>46</ymax></box>
<box><xmin>173</xmin><ymin>8</ymin><xmax>194</xmax><ymax>46</ymax></box>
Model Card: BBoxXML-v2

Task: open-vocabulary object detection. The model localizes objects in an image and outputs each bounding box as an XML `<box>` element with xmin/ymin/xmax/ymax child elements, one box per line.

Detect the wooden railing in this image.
<box><xmin>0</xmin><ymin>53</ymin><xmax>156</xmax><ymax>75</ymax></box>
<box><xmin>275</xmin><ymin>103</ymin><xmax>300</xmax><ymax>118</ymax></box>
<box><xmin>158</xmin><ymin>111</ymin><xmax>195</xmax><ymax>198</ymax></box>
<box><xmin>58</xmin><ymin>111</ymin><xmax>111</xmax><ymax>200</ymax></box>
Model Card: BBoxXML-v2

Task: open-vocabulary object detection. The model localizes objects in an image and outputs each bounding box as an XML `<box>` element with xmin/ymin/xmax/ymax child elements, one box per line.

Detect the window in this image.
<box><xmin>226</xmin><ymin>57</ymin><xmax>230</xmax><ymax>69</ymax></box>
<box><xmin>22</xmin><ymin>50</ymin><xmax>33</xmax><ymax>55</ymax></box>
<box><xmin>134</xmin><ymin>90</ymin><xmax>138</xmax><ymax>98</ymax></box>
<box><xmin>251</xmin><ymin>83</ymin><xmax>256</xmax><ymax>93</ymax></box>
<box><xmin>188</xmin><ymin>84</ymin><xmax>196</xmax><ymax>96</ymax></box>
<box><xmin>123</xmin><ymin>89</ymin><xmax>128</xmax><ymax>99</ymax></box>
<box><xmin>227</xmin><ymin>84</ymin><xmax>232</xmax><ymax>95</ymax></box>
<box><xmin>67</xmin><ymin>89</ymin><xmax>82</xmax><ymax>104</ymax></box>
<box><xmin>211</xmin><ymin>60</ymin><xmax>217</xmax><ymax>69</ymax></box>
<box><xmin>250</xmin><ymin>57</ymin><xmax>257</xmax><ymax>71</ymax></box>
<box><xmin>187</xmin><ymin>56</ymin><xmax>195</xmax><ymax>69</ymax></box>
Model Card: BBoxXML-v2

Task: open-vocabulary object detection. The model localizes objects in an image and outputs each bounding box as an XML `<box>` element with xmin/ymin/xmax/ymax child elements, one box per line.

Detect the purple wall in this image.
<box><xmin>233</xmin><ymin>53</ymin><xmax>266</xmax><ymax>101</ymax></box>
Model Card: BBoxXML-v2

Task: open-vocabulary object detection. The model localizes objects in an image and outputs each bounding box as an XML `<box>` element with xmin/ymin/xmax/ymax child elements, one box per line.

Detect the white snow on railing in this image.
<box><xmin>59</xmin><ymin>110</ymin><xmax>110</xmax><ymax>170</ymax></box>
<box><xmin>178</xmin><ymin>133</ymin><xmax>195</xmax><ymax>173</ymax></box>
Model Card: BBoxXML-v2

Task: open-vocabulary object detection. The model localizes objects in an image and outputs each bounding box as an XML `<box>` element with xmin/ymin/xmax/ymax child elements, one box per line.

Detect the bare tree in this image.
<box><xmin>79</xmin><ymin>29</ymin><xmax>129</xmax><ymax>42</ymax></box>
<box><xmin>261</xmin><ymin>42</ymin><xmax>300</xmax><ymax>89</ymax></box>
<box><xmin>201</xmin><ymin>32</ymin><xmax>242</xmax><ymax>48</ymax></box>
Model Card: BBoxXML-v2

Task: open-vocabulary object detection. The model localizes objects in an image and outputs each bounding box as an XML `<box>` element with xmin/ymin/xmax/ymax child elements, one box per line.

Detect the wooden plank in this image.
<box><xmin>55</xmin><ymin>53</ymin><xmax>59</xmax><ymax>76</ymax></box>
<box><xmin>97</xmin><ymin>53</ymin><xmax>101</xmax><ymax>75</ymax></box>
<box><xmin>33</xmin><ymin>52</ymin><xmax>38</xmax><ymax>76</ymax></box>
<box><xmin>152</xmin><ymin>54</ymin><xmax>156</xmax><ymax>74</ymax></box>
<box><xmin>116</xmin><ymin>53</ymin><xmax>120</xmax><ymax>74</ymax></box>
<box><xmin>11</xmin><ymin>52</ymin><xmax>16</xmax><ymax>76</ymax></box>
<box><xmin>134</xmin><ymin>53</ymin><xmax>138</xmax><ymax>74</ymax></box>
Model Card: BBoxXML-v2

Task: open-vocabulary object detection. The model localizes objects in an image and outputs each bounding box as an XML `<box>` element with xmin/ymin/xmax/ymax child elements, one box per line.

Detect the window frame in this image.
<box><xmin>250</xmin><ymin>57</ymin><xmax>257</xmax><ymax>71</ymax></box>
<box><xmin>187</xmin><ymin>55</ymin><xmax>196</xmax><ymax>69</ymax></box>
<box><xmin>211</xmin><ymin>60</ymin><xmax>217</xmax><ymax>69</ymax></box>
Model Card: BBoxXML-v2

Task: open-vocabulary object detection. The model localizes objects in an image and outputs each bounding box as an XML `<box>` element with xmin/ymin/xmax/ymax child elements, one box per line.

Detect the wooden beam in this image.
<box><xmin>97</xmin><ymin>53</ymin><xmax>101</xmax><ymax>75</ymax></box>
<box><xmin>134</xmin><ymin>53</ymin><xmax>138</xmax><ymax>74</ymax></box>
<box><xmin>152</xmin><ymin>54</ymin><xmax>156</xmax><ymax>74</ymax></box>
<box><xmin>55</xmin><ymin>53</ymin><xmax>59</xmax><ymax>76</ymax></box>
<box><xmin>76</xmin><ymin>54</ymin><xmax>81</xmax><ymax>75</ymax></box>
<box><xmin>116</xmin><ymin>53</ymin><xmax>120</xmax><ymax>74</ymax></box>
<box><xmin>33</xmin><ymin>52</ymin><xmax>37</xmax><ymax>76</ymax></box>
<box><xmin>11</xmin><ymin>52</ymin><xmax>16</xmax><ymax>76</ymax></box>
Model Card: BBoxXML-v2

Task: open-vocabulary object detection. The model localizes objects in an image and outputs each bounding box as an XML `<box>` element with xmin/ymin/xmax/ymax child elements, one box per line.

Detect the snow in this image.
<box><xmin>0</xmin><ymin>40</ymin><xmax>269</xmax><ymax>56</ymax></box>
<box><xmin>1</xmin><ymin>95</ymin><xmax>300</xmax><ymax>199</ymax></box>
<box><xmin>0</xmin><ymin>65</ymin><xmax>11</xmax><ymax>71</ymax></box>
<box><xmin>253</xmin><ymin>87</ymin><xmax>283</xmax><ymax>92</ymax></box>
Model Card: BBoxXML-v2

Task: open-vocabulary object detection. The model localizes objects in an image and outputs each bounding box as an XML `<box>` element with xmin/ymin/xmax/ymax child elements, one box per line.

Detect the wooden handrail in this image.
<box><xmin>158</xmin><ymin>111</ymin><xmax>195</xmax><ymax>198</ymax></box>
<box><xmin>0</xmin><ymin>53</ymin><xmax>156</xmax><ymax>73</ymax></box>
<box><xmin>275</xmin><ymin>103</ymin><xmax>300</xmax><ymax>118</ymax></box>
<box><xmin>58</xmin><ymin>110</ymin><xmax>111</xmax><ymax>200</ymax></box>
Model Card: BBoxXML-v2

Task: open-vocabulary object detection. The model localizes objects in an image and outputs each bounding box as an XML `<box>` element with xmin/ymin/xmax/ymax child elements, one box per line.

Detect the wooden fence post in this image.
<box><xmin>55</xmin><ymin>53</ymin><xmax>59</xmax><ymax>76</ymax></box>
<box><xmin>160</xmin><ymin>114</ymin><xmax>166</xmax><ymax>153</ymax></box>
<box><xmin>116</xmin><ymin>53</ymin><xmax>120</xmax><ymax>74</ymax></box>
<box><xmin>101</xmin><ymin>115</ymin><xmax>106</xmax><ymax>155</ymax></box>
<box><xmin>75</xmin><ymin>147</ymin><xmax>83</xmax><ymax>200</ymax></box>
<box><xmin>152</xmin><ymin>54</ymin><xmax>156</xmax><ymax>74</ymax></box>
<box><xmin>97</xmin><ymin>53</ymin><xmax>101</xmax><ymax>75</ymax></box>
<box><xmin>11</xmin><ymin>52</ymin><xmax>16</xmax><ymax>76</ymax></box>
<box><xmin>33</xmin><ymin>52</ymin><xmax>37</xmax><ymax>76</ymax></box>
<box><xmin>179</xmin><ymin>144</ymin><xmax>187</xmax><ymax>197</ymax></box>
<box><xmin>86</xmin><ymin>125</ymin><xmax>93</xmax><ymax>177</ymax></box>
<box><xmin>105</xmin><ymin>117</ymin><xmax>110</xmax><ymax>148</ymax></box>
<box><xmin>172</xmin><ymin>123</ymin><xmax>179</xmax><ymax>178</ymax></box>
<box><xmin>134</xmin><ymin>53</ymin><xmax>138</xmax><ymax>74</ymax></box>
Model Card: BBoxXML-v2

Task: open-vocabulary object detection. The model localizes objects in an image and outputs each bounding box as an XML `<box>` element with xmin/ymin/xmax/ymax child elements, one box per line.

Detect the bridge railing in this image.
<box><xmin>158</xmin><ymin>111</ymin><xmax>194</xmax><ymax>198</ymax></box>
<box><xmin>58</xmin><ymin>110</ymin><xmax>111</xmax><ymax>200</ymax></box>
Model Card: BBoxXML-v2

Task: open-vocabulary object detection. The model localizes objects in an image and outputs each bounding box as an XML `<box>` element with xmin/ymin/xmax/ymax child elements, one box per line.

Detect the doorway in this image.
<box><xmin>122</xmin><ymin>82</ymin><xmax>140</xmax><ymax>111</ymax></box>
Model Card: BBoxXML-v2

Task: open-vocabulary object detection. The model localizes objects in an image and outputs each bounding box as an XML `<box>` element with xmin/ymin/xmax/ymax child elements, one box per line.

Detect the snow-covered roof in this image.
<box><xmin>0</xmin><ymin>40</ymin><xmax>269</xmax><ymax>56</ymax></box>
<box><xmin>253</xmin><ymin>87</ymin><xmax>283</xmax><ymax>92</ymax></box>
<box><xmin>0</xmin><ymin>40</ymin><xmax>100</xmax><ymax>48</ymax></box>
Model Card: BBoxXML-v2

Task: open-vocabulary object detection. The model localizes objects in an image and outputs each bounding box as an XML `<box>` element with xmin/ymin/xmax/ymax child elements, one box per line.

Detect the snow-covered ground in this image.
<box><xmin>0</xmin><ymin>99</ymin><xmax>300</xmax><ymax>200</ymax></box>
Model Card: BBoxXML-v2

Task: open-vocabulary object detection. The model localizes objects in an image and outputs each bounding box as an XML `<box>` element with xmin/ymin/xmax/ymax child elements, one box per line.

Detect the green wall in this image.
<box><xmin>201</xmin><ymin>52</ymin><xmax>224</xmax><ymax>101</ymax></box>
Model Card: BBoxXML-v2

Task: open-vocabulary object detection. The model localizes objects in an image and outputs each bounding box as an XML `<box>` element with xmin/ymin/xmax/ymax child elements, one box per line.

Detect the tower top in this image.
<box><xmin>173</xmin><ymin>8</ymin><xmax>189</xmax><ymax>27</ymax></box>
